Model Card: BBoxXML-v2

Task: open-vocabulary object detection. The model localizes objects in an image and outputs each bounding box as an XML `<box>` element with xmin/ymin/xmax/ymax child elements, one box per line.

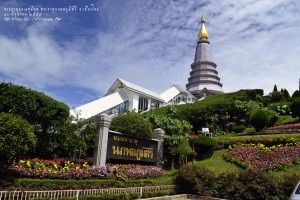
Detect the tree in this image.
<box><xmin>110</xmin><ymin>112</ymin><xmax>153</xmax><ymax>139</ymax></box>
<box><xmin>0</xmin><ymin>82</ymin><xmax>70</xmax><ymax>157</ymax></box>
<box><xmin>292</xmin><ymin>90</ymin><xmax>300</xmax><ymax>98</ymax></box>
<box><xmin>177</xmin><ymin>137</ymin><xmax>191</xmax><ymax>166</ymax></box>
<box><xmin>0</xmin><ymin>113</ymin><xmax>37</xmax><ymax>165</ymax></box>
<box><xmin>0</xmin><ymin>83</ymin><xmax>70</xmax><ymax>129</ymax></box>
<box><xmin>290</xmin><ymin>97</ymin><xmax>300</xmax><ymax>119</ymax></box>
<box><xmin>143</xmin><ymin>113</ymin><xmax>192</xmax><ymax>136</ymax></box>
<box><xmin>283</xmin><ymin>89</ymin><xmax>290</xmax><ymax>99</ymax></box>
<box><xmin>273</xmin><ymin>85</ymin><xmax>278</xmax><ymax>92</ymax></box>
<box><xmin>269</xmin><ymin>91</ymin><xmax>284</xmax><ymax>103</ymax></box>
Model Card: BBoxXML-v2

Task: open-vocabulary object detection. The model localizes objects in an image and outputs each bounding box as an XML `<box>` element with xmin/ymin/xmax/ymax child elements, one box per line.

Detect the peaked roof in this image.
<box><xmin>106</xmin><ymin>78</ymin><xmax>165</xmax><ymax>102</ymax></box>
<box><xmin>70</xmin><ymin>91</ymin><xmax>128</xmax><ymax>120</ymax></box>
<box><xmin>160</xmin><ymin>84</ymin><xmax>195</xmax><ymax>103</ymax></box>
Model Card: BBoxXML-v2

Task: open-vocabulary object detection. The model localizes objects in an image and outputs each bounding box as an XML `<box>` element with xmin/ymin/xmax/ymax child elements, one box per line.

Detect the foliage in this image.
<box><xmin>141</xmin><ymin>190</ymin><xmax>176</xmax><ymax>198</ymax></box>
<box><xmin>54</xmin><ymin>115</ymin><xmax>97</xmax><ymax>159</ymax></box>
<box><xmin>233</xmin><ymin>100</ymin><xmax>261</xmax><ymax>124</ymax></box>
<box><xmin>0</xmin><ymin>82</ymin><xmax>70</xmax><ymax>158</ymax></box>
<box><xmin>177</xmin><ymin>137</ymin><xmax>192</xmax><ymax>159</ymax></box>
<box><xmin>268</xmin><ymin>102</ymin><xmax>292</xmax><ymax>116</ymax></box>
<box><xmin>264</xmin><ymin>109</ymin><xmax>279</xmax><ymax>127</ymax></box>
<box><xmin>8</xmin><ymin>158</ymin><xmax>164</xmax><ymax>180</ymax></box>
<box><xmin>143</xmin><ymin>113</ymin><xmax>192</xmax><ymax>135</ymax></box>
<box><xmin>292</xmin><ymin>90</ymin><xmax>300</xmax><ymax>98</ymax></box>
<box><xmin>110</xmin><ymin>112</ymin><xmax>153</xmax><ymax>139</ymax></box>
<box><xmin>175</xmin><ymin>165</ymin><xmax>300</xmax><ymax>200</ymax></box>
<box><xmin>250</xmin><ymin>109</ymin><xmax>269</xmax><ymax>131</ymax></box>
<box><xmin>231</xmin><ymin>125</ymin><xmax>246</xmax><ymax>133</ymax></box>
<box><xmin>194</xmin><ymin>136</ymin><xmax>216</xmax><ymax>156</ymax></box>
<box><xmin>274</xmin><ymin>115</ymin><xmax>299</xmax><ymax>126</ymax></box>
<box><xmin>146</xmin><ymin>89</ymin><xmax>264</xmax><ymax>132</ymax></box>
<box><xmin>0</xmin><ymin>83</ymin><xmax>69</xmax><ymax>128</ymax></box>
<box><xmin>290</xmin><ymin>97</ymin><xmax>300</xmax><ymax>118</ymax></box>
<box><xmin>283</xmin><ymin>89</ymin><xmax>290</xmax><ymax>99</ymax></box>
<box><xmin>269</xmin><ymin>91</ymin><xmax>284</xmax><ymax>103</ymax></box>
<box><xmin>0</xmin><ymin>113</ymin><xmax>37</xmax><ymax>165</ymax></box>
<box><xmin>3</xmin><ymin>177</ymin><xmax>167</xmax><ymax>191</ymax></box>
<box><xmin>79</xmin><ymin>193</ymin><xmax>139</xmax><ymax>200</ymax></box>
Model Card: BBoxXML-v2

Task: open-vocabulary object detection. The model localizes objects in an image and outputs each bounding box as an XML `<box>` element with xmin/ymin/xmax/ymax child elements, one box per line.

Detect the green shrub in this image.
<box><xmin>264</xmin><ymin>109</ymin><xmax>279</xmax><ymax>127</ymax></box>
<box><xmin>110</xmin><ymin>112</ymin><xmax>153</xmax><ymax>139</ymax></box>
<box><xmin>13</xmin><ymin>179</ymin><xmax>123</xmax><ymax>190</ymax></box>
<box><xmin>7</xmin><ymin>178</ymin><xmax>165</xmax><ymax>191</ymax></box>
<box><xmin>142</xmin><ymin>190</ymin><xmax>176</xmax><ymax>198</ymax></box>
<box><xmin>268</xmin><ymin>102</ymin><xmax>291</xmax><ymax>116</ymax></box>
<box><xmin>0</xmin><ymin>113</ymin><xmax>37</xmax><ymax>165</ymax></box>
<box><xmin>175</xmin><ymin>165</ymin><xmax>217</xmax><ymax>196</ymax></box>
<box><xmin>250</xmin><ymin>109</ymin><xmax>269</xmax><ymax>132</ymax></box>
<box><xmin>231</xmin><ymin>125</ymin><xmax>246</xmax><ymax>133</ymax></box>
<box><xmin>175</xmin><ymin>165</ymin><xmax>298</xmax><ymax>199</ymax></box>
<box><xmin>290</xmin><ymin>97</ymin><xmax>300</xmax><ymax>118</ymax></box>
<box><xmin>194</xmin><ymin>136</ymin><xmax>216</xmax><ymax>157</ymax></box>
<box><xmin>79</xmin><ymin>193</ymin><xmax>139</xmax><ymax>200</ymax></box>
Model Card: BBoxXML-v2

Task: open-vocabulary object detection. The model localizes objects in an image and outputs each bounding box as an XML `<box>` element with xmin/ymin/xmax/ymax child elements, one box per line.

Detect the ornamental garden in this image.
<box><xmin>1</xmin><ymin>82</ymin><xmax>300</xmax><ymax>199</ymax></box>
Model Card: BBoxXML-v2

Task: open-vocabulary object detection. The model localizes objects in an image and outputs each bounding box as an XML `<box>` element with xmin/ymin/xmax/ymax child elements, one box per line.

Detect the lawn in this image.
<box><xmin>188</xmin><ymin>150</ymin><xmax>242</xmax><ymax>173</ymax></box>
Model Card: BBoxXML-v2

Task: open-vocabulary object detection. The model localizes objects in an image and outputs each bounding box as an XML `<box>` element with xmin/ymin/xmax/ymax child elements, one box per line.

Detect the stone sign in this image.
<box><xmin>106</xmin><ymin>131</ymin><xmax>158</xmax><ymax>163</ymax></box>
<box><xmin>93</xmin><ymin>115</ymin><xmax>164</xmax><ymax>167</ymax></box>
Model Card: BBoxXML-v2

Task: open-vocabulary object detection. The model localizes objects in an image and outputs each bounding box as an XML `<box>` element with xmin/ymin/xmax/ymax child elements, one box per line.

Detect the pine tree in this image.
<box><xmin>273</xmin><ymin>84</ymin><xmax>278</xmax><ymax>92</ymax></box>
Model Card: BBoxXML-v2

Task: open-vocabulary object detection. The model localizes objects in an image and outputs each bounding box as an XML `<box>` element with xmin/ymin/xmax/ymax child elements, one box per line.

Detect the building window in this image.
<box><xmin>102</xmin><ymin>101</ymin><xmax>128</xmax><ymax>115</ymax></box>
<box><xmin>138</xmin><ymin>97</ymin><xmax>148</xmax><ymax>112</ymax></box>
<box><xmin>151</xmin><ymin>100</ymin><xmax>160</xmax><ymax>108</ymax></box>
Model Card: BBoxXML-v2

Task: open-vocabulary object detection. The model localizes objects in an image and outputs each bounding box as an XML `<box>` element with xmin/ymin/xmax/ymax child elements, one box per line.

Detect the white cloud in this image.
<box><xmin>0</xmin><ymin>0</ymin><xmax>300</xmax><ymax>106</ymax></box>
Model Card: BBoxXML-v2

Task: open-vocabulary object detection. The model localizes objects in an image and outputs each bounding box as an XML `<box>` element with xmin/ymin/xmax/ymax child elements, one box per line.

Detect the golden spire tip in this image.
<box><xmin>198</xmin><ymin>14</ymin><xmax>208</xmax><ymax>40</ymax></box>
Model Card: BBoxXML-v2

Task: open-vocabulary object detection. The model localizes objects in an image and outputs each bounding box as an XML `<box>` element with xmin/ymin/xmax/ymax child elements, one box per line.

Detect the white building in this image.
<box><xmin>70</xmin><ymin>78</ymin><xmax>196</xmax><ymax>120</ymax></box>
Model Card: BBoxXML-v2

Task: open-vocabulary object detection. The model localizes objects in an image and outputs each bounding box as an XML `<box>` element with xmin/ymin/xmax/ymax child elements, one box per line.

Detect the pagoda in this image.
<box><xmin>186</xmin><ymin>15</ymin><xmax>223</xmax><ymax>99</ymax></box>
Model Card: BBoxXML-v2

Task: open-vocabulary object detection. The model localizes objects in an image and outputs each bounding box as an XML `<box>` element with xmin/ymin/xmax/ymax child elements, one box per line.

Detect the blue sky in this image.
<box><xmin>1</xmin><ymin>0</ymin><xmax>300</xmax><ymax>108</ymax></box>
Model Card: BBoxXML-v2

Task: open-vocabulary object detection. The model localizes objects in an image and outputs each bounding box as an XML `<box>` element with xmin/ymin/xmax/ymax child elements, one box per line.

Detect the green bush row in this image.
<box><xmin>141</xmin><ymin>189</ymin><xmax>176</xmax><ymax>198</ymax></box>
<box><xmin>175</xmin><ymin>165</ymin><xmax>300</xmax><ymax>200</ymax></box>
<box><xmin>231</xmin><ymin>125</ymin><xmax>246</xmax><ymax>133</ymax></box>
<box><xmin>217</xmin><ymin>136</ymin><xmax>300</xmax><ymax>149</ymax></box>
<box><xmin>4</xmin><ymin>178</ymin><xmax>158</xmax><ymax>190</ymax></box>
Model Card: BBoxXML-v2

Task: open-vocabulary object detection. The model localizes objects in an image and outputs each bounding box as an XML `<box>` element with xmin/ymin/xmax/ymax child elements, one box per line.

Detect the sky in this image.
<box><xmin>1</xmin><ymin>0</ymin><xmax>300</xmax><ymax>108</ymax></box>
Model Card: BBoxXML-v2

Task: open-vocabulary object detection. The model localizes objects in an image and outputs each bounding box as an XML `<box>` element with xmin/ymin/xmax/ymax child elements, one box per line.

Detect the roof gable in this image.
<box><xmin>106</xmin><ymin>78</ymin><xmax>164</xmax><ymax>102</ymax></box>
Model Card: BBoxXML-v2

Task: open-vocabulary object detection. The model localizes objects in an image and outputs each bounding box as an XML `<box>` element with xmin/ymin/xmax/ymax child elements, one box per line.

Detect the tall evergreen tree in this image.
<box><xmin>273</xmin><ymin>84</ymin><xmax>278</xmax><ymax>92</ymax></box>
<box><xmin>283</xmin><ymin>89</ymin><xmax>290</xmax><ymax>99</ymax></box>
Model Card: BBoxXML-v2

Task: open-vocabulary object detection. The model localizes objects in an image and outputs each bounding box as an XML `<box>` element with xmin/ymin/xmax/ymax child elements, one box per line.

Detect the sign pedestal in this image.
<box><xmin>93</xmin><ymin>114</ymin><xmax>111</xmax><ymax>167</ymax></box>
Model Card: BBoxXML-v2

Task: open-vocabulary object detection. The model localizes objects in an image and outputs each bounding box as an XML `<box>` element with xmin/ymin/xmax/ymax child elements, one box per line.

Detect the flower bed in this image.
<box><xmin>8</xmin><ymin>158</ymin><xmax>164</xmax><ymax>180</ymax></box>
<box><xmin>262</xmin><ymin>122</ymin><xmax>300</xmax><ymax>133</ymax></box>
<box><xmin>226</xmin><ymin>143</ymin><xmax>300</xmax><ymax>172</ymax></box>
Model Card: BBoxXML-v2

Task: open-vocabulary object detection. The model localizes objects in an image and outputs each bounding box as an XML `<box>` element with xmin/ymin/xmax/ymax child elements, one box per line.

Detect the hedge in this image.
<box><xmin>175</xmin><ymin>165</ymin><xmax>300</xmax><ymax>200</ymax></box>
<box><xmin>3</xmin><ymin>178</ymin><xmax>159</xmax><ymax>191</ymax></box>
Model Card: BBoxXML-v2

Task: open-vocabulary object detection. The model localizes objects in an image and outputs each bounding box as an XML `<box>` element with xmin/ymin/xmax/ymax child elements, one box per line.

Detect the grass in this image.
<box><xmin>275</xmin><ymin>115</ymin><xmax>299</xmax><ymax>126</ymax></box>
<box><xmin>189</xmin><ymin>150</ymin><xmax>242</xmax><ymax>173</ymax></box>
<box><xmin>146</xmin><ymin>169</ymin><xmax>177</xmax><ymax>185</ymax></box>
<box><xmin>269</xmin><ymin>164</ymin><xmax>300</xmax><ymax>178</ymax></box>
